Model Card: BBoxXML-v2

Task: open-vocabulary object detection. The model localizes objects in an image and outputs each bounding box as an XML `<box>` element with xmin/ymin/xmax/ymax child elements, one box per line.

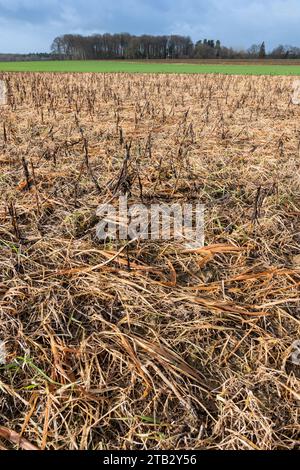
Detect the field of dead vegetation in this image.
<box><xmin>0</xmin><ymin>72</ymin><xmax>299</xmax><ymax>450</ymax></box>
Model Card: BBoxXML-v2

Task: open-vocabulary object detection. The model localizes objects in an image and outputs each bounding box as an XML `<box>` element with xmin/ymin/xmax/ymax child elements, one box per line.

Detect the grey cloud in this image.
<box><xmin>0</xmin><ymin>0</ymin><xmax>299</xmax><ymax>53</ymax></box>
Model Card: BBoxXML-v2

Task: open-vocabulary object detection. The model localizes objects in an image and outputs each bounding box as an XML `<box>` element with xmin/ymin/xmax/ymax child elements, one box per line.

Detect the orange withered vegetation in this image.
<box><xmin>0</xmin><ymin>72</ymin><xmax>299</xmax><ymax>450</ymax></box>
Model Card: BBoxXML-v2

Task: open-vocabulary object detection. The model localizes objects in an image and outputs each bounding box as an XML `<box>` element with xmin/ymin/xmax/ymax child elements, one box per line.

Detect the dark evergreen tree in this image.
<box><xmin>259</xmin><ymin>41</ymin><xmax>266</xmax><ymax>58</ymax></box>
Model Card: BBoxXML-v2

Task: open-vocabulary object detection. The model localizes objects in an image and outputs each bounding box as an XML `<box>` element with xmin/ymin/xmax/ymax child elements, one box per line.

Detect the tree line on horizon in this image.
<box><xmin>50</xmin><ymin>34</ymin><xmax>300</xmax><ymax>60</ymax></box>
<box><xmin>1</xmin><ymin>34</ymin><xmax>300</xmax><ymax>62</ymax></box>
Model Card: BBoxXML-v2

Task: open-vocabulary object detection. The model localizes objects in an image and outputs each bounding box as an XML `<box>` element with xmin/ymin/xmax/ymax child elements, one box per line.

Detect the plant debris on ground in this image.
<box><xmin>0</xmin><ymin>73</ymin><xmax>299</xmax><ymax>450</ymax></box>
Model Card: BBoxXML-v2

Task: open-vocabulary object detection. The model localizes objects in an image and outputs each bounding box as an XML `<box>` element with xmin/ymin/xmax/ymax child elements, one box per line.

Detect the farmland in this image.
<box><xmin>0</xmin><ymin>72</ymin><xmax>300</xmax><ymax>450</ymax></box>
<box><xmin>1</xmin><ymin>60</ymin><xmax>300</xmax><ymax>75</ymax></box>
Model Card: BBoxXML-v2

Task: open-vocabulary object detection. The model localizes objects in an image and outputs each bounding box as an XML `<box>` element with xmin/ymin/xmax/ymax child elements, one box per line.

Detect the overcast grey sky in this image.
<box><xmin>0</xmin><ymin>0</ymin><xmax>300</xmax><ymax>53</ymax></box>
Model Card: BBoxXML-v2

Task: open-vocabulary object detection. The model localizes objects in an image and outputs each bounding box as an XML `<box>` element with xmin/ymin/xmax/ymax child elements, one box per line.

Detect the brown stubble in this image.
<box><xmin>0</xmin><ymin>72</ymin><xmax>299</xmax><ymax>450</ymax></box>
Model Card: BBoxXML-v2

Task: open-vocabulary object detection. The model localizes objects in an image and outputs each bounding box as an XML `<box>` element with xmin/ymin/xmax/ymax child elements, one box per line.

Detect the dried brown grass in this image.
<box><xmin>0</xmin><ymin>72</ymin><xmax>299</xmax><ymax>450</ymax></box>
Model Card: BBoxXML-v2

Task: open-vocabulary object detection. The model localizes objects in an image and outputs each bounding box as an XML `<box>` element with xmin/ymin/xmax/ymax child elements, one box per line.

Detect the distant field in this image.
<box><xmin>1</xmin><ymin>60</ymin><xmax>300</xmax><ymax>75</ymax></box>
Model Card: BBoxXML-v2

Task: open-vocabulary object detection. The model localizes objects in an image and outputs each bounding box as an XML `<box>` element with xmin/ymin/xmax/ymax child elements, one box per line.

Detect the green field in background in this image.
<box><xmin>1</xmin><ymin>60</ymin><xmax>300</xmax><ymax>75</ymax></box>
